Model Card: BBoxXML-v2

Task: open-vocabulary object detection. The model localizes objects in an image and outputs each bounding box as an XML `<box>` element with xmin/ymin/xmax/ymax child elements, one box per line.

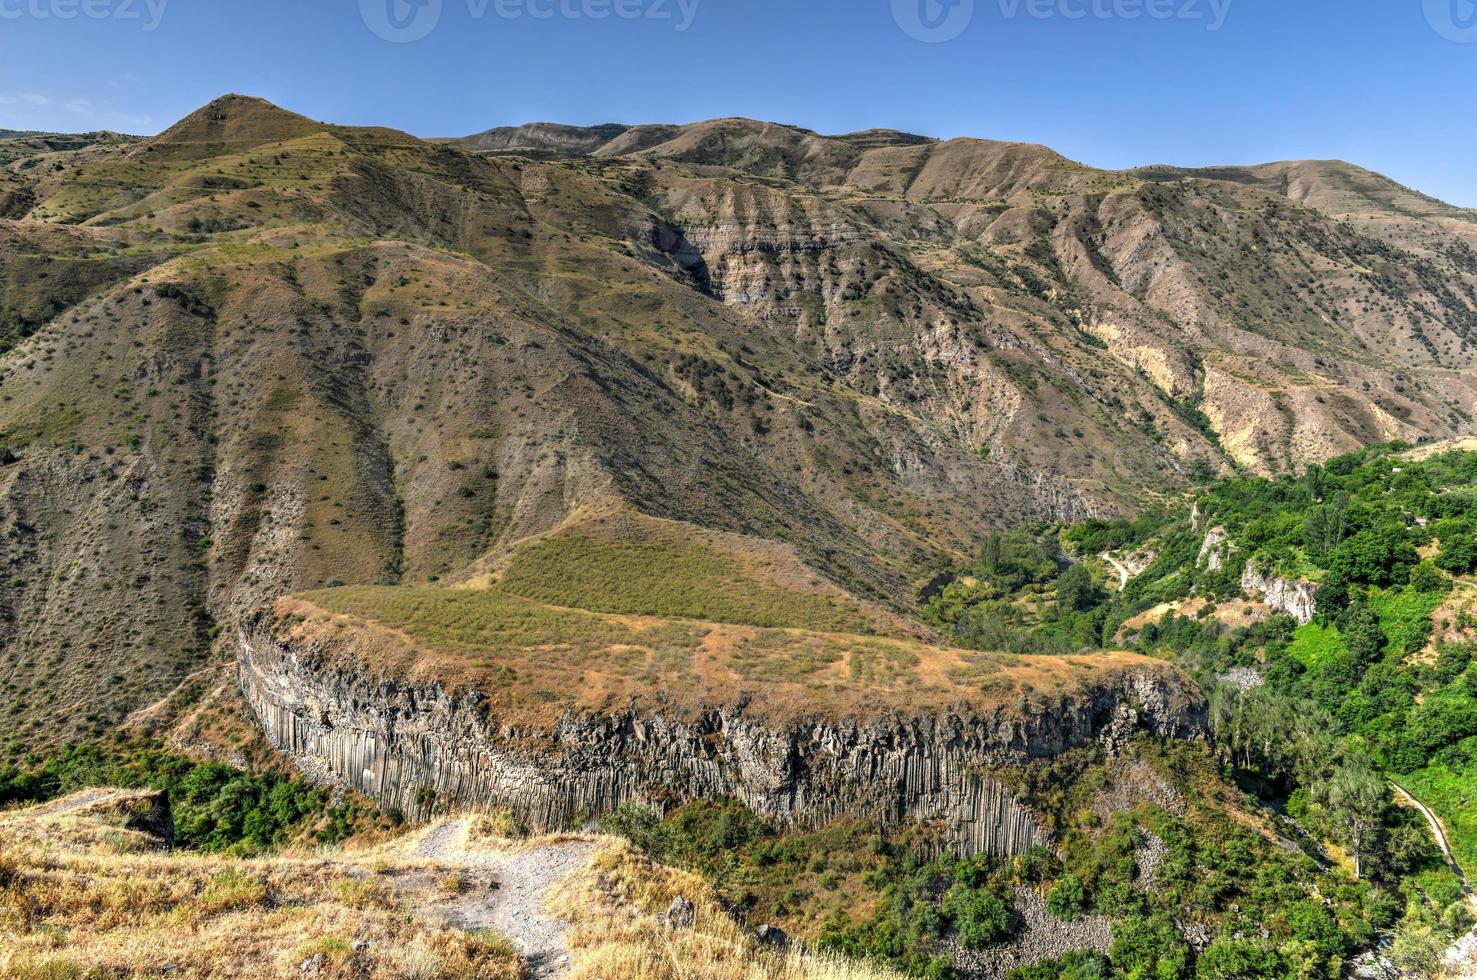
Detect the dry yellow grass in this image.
<box><xmin>0</xmin><ymin>794</ymin><xmax>900</xmax><ymax>980</ymax></box>
<box><xmin>547</xmin><ymin>839</ymin><xmax>904</xmax><ymax>980</ymax></box>
<box><xmin>1400</xmin><ymin>437</ymin><xmax>1477</xmax><ymax>462</ymax></box>
<box><xmin>0</xmin><ymin>792</ymin><xmax>522</xmax><ymax>980</ymax></box>
<box><xmin>1114</xmin><ymin>596</ymin><xmax>1275</xmax><ymax>641</ymax></box>
<box><xmin>276</xmin><ymin>584</ymin><xmax>1176</xmax><ymax>729</ymax></box>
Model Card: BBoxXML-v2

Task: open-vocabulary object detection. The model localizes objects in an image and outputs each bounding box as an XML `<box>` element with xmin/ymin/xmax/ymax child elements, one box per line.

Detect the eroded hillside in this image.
<box><xmin>2</xmin><ymin>95</ymin><xmax>1475</xmax><ymax>753</ymax></box>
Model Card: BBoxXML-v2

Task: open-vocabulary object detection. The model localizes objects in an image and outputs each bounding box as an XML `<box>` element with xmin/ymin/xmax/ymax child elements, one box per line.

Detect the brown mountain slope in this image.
<box><xmin>574</xmin><ymin>122</ymin><xmax>1477</xmax><ymax>470</ymax></box>
<box><xmin>0</xmin><ymin>97</ymin><xmax>1099</xmax><ymax>748</ymax></box>
<box><xmin>437</xmin><ymin>121</ymin><xmax>633</xmax><ymax>157</ymax></box>
<box><xmin>1138</xmin><ymin>158</ymin><xmax>1477</xmax><ymax>259</ymax></box>
<box><xmin>1</xmin><ymin>96</ymin><xmax>1475</xmax><ymax>750</ymax></box>
<box><xmin>449</xmin><ymin>117</ymin><xmax>1477</xmax><ymax>470</ymax></box>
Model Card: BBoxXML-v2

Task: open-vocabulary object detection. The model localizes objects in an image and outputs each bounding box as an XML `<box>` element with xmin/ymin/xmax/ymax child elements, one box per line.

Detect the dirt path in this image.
<box><xmin>1103</xmin><ymin>553</ymin><xmax>1131</xmax><ymax>590</ymax></box>
<box><xmin>1392</xmin><ymin>784</ymin><xmax>1477</xmax><ymax>976</ymax></box>
<box><xmin>416</xmin><ymin>819</ymin><xmax>596</xmax><ymax>979</ymax></box>
<box><xmin>1392</xmin><ymin>783</ymin><xmax>1468</xmax><ymax>890</ymax></box>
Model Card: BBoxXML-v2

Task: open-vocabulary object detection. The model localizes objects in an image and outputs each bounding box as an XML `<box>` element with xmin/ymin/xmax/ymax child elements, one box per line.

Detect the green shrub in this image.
<box><xmin>1046</xmin><ymin>873</ymin><xmax>1088</xmax><ymax>920</ymax></box>
<box><xmin>1194</xmin><ymin>937</ymin><xmax>1282</xmax><ymax>979</ymax></box>
<box><xmin>943</xmin><ymin>883</ymin><xmax>1011</xmax><ymax>948</ymax></box>
<box><xmin>1009</xmin><ymin>950</ymin><xmax>1110</xmax><ymax>979</ymax></box>
<box><xmin>1109</xmin><ymin>914</ymin><xmax>1190</xmax><ymax>980</ymax></box>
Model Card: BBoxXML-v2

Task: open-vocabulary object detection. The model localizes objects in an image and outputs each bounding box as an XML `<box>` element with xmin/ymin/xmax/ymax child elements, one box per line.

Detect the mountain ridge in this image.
<box><xmin>1</xmin><ymin>93</ymin><xmax>1474</xmax><ymax>752</ymax></box>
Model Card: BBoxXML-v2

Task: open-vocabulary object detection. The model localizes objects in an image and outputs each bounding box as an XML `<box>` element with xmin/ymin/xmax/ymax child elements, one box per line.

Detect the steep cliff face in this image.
<box><xmin>238</xmin><ymin>627</ymin><xmax>1206</xmax><ymax>857</ymax></box>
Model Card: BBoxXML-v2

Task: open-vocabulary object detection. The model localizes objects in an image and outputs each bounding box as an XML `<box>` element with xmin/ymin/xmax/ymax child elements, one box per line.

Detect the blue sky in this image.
<box><xmin>1</xmin><ymin>0</ymin><xmax>1475</xmax><ymax>205</ymax></box>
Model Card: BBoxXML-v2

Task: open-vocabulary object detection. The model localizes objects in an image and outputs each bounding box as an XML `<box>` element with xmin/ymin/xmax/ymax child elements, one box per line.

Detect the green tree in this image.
<box><xmin>1437</xmin><ymin>535</ymin><xmax>1477</xmax><ymax>576</ymax></box>
<box><xmin>944</xmin><ymin>884</ymin><xmax>1012</xmax><ymax>949</ymax></box>
<box><xmin>1409</xmin><ymin>560</ymin><xmax>1450</xmax><ymax>595</ymax></box>
<box><xmin>1110</xmin><ymin>914</ymin><xmax>1191</xmax><ymax>980</ymax></box>
<box><xmin>1328</xmin><ymin>526</ymin><xmax>1417</xmax><ymax>588</ymax></box>
<box><xmin>1342</xmin><ymin>604</ymin><xmax>1387</xmax><ymax>668</ymax></box>
<box><xmin>1389</xmin><ymin>923</ymin><xmax>1445</xmax><ymax>978</ymax></box>
<box><xmin>980</xmin><ymin>534</ymin><xmax>1004</xmax><ymax>579</ymax></box>
<box><xmin>1046</xmin><ymin>873</ymin><xmax>1088</xmax><ymax>920</ymax></box>
<box><xmin>1317</xmin><ymin>759</ymin><xmax>1386</xmax><ymax>879</ymax></box>
<box><xmin>1055</xmin><ymin>564</ymin><xmax>1101</xmax><ymax>614</ymax></box>
<box><xmin>1194</xmin><ymin>938</ymin><xmax>1282</xmax><ymax>979</ymax></box>
<box><xmin>1303</xmin><ymin>501</ymin><xmax>1347</xmax><ymax>560</ymax></box>
<box><xmin>1305</xmin><ymin>464</ymin><xmax>1325</xmax><ymax>503</ymax></box>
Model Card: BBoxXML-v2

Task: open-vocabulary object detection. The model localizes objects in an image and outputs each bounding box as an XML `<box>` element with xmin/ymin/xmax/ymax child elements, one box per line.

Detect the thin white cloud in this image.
<box><xmin>0</xmin><ymin>93</ymin><xmax>54</xmax><ymax>108</ymax></box>
<box><xmin>65</xmin><ymin>99</ymin><xmax>95</xmax><ymax>115</ymax></box>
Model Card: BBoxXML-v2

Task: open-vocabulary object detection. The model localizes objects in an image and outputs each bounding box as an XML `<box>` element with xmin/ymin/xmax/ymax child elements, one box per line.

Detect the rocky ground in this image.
<box><xmin>414</xmin><ymin>819</ymin><xmax>597</xmax><ymax>978</ymax></box>
<box><xmin>947</xmin><ymin>889</ymin><xmax>1113</xmax><ymax>976</ymax></box>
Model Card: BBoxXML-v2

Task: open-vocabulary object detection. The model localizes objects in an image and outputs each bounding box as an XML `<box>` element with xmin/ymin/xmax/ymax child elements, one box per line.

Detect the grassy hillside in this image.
<box><xmin>289</xmin><ymin>575</ymin><xmax>1162</xmax><ymax>717</ymax></box>
<box><xmin>484</xmin><ymin>510</ymin><xmax>907</xmax><ymax>636</ymax></box>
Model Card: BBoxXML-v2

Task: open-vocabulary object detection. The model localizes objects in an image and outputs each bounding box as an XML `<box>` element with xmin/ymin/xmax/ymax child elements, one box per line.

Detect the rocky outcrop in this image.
<box><xmin>1241</xmin><ymin>561</ymin><xmax>1318</xmax><ymax>625</ymax></box>
<box><xmin>1198</xmin><ymin>527</ymin><xmax>1230</xmax><ymax>571</ymax></box>
<box><xmin>238</xmin><ymin>628</ymin><xmax>1206</xmax><ymax>858</ymax></box>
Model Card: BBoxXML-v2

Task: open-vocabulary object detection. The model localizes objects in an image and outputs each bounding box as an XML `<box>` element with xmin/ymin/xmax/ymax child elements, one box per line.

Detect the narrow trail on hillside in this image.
<box><xmin>1392</xmin><ymin>784</ymin><xmax>1477</xmax><ymax>976</ymax></box>
<box><xmin>1103</xmin><ymin>553</ymin><xmax>1131</xmax><ymax>590</ymax></box>
<box><xmin>416</xmin><ymin>819</ymin><xmax>596</xmax><ymax>979</ymax></box>
<box><xmin>1392</xmin><ymin>783</ymin><xmax>1468</xmax><ymax>890</ymax></box>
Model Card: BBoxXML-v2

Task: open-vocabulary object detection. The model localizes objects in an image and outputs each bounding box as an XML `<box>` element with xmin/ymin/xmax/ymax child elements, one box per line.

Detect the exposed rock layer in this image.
<box><xmin>1241</xmin><ymin>560</ymin><xmax>1319</xmax><ymax>625</ymax></box>
<box><xmin>238</xmin><ymin>627</ymin><xmax>1207</xmax><ymax>856</ymax></box>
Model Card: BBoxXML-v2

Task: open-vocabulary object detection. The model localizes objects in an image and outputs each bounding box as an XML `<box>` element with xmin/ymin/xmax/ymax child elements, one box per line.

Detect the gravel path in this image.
<box><xmin>417</xmin><ymin>819</ymin><xmax>596</xmax><ymax>978</ymax></box>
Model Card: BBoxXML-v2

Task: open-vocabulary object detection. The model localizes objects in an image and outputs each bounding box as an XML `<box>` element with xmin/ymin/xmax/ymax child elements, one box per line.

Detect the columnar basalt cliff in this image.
<box><xmin>238</xmin><ymin>626</ymin><xmax>1207</xmax><ymax>856</ymax></box>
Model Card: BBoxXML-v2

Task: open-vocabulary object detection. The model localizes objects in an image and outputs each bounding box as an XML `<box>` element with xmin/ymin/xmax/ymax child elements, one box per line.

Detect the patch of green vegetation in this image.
<box><xmin>1401</xmin><ymin>760</ymin><xmax>1477</xmax><ymax>874</ymax></box>
<box><xmin>1008</xmin><ymin>950</ymin><xmax>1109</xmax><ymax>979</ymax></box>
<box><xmin>1287</xmin><ymin>620</ymin><xmax>1345</xmax><ymax>669</ymax></box>
<box><xmin>603</xmin><ymin>740</ymin><xmax>1403</xmax><ymax>979</ymax></box>
<box><xmin>727</xmin><ymin>630</ymin><xmax>845</xmax><ymax>682</ymax></box>
<box><xmin>499</xmin><ymin>532</ymin><xmax>874</xmax><ymax>632</ymax></box>
<box><xmin>599</xmin><ymin>799</ymin><xmax>1022</xmax><ymax>980</ymax></box>
<box><xmin>0</xmin><ymin>740</ymin><xmax>368</xmax><ymax>854</ymax></box>
<box><xmin>1367</xmin><ymin>586</ymin><xmax>1443</xmax><ymax>658</ymax></box>
<box><xmin>263</xmin><ymin>385</ymin><xmax>302</xmax><ymax>412</ymax></box>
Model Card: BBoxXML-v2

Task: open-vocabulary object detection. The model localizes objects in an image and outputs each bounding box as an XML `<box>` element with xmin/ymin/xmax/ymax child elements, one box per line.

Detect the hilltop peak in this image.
<box><xmin>141</xmin><ymin>94</ymin><xmax>326</xmax><ymax>157</ymax></box>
